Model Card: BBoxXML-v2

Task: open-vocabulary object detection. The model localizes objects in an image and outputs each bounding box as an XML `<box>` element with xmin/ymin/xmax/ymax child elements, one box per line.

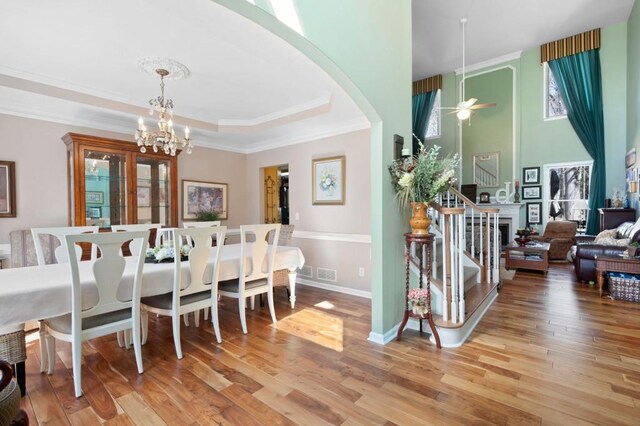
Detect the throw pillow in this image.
<box><xmin>594</xmin><ymin>229</ymin><xmax>630</xmax><ymax>246</ymax></box>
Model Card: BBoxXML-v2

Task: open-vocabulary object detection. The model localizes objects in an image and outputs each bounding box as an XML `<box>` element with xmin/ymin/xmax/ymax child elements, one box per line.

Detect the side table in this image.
<box><xmin>595</xmin><ymin>255</ymin><xmax>640</xmax><ymax>297</ymax></box>
<box><xmin>396</xmin><ymin>233</ymin><xmax>441</xmax><ymax>348</ymax></box>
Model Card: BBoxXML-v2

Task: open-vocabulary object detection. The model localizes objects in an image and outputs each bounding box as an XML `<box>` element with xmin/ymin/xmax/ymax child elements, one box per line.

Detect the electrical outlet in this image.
<box><xmin>358</xmin><ymin>267</ymin><xmax>365</xmax><ymax>277</ymax></box>
<box><xmin>295</xmin><ymin>212</ymin><xmax>300</xmax><ymax>220</ymax></box>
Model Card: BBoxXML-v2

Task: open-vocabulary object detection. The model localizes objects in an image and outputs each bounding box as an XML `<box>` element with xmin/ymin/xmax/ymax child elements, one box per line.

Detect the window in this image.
<box><xmin>425</xmin><ymin>90</ymin><xmax>441</xmax><ymax>139</ymax></box>
<box><xmin>543</xmin><ymin>161</ymin><xmax>591</xmax><ymax>232</ymax></box>
<box><xmin>544</xmin><ymin>63</ymin><xmax>567</xmax><ymax>119</ymax></box>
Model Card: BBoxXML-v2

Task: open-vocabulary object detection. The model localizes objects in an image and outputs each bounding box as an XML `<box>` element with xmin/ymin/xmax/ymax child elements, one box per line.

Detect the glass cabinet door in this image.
<box><xmin>135</xmin><ymin>156</ymin><xmax>172</xmax><ymax>227</ymax></box>
<box><xmin>84</xmin><ymin>150</ymin><xmax>127</xmax><ymax>228</ymax></box>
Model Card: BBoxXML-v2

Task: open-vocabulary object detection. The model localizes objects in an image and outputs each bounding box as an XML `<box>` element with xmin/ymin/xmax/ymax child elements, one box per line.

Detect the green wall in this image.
<box><xmin>213</xmin><ymin>0</ymin><xmax>413</xmax><ymax>338</ymax></box>
<box><xmin>432</xmin><ymin>23</ymin><xmax>627</xmax><ymax>223</ymax></box>
<box><xmin>629</xmin><ymin>1</ymin><xmax>640</xmax><ymax>152</ymax></box>
<box><xmin>463</xmin><ymin>67</ymin><xmax>514</xmax><ymax>191</ymax></box>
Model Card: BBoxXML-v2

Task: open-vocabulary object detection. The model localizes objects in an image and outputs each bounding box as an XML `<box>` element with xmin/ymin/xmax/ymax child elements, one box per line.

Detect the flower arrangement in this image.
<box><xmin>319</xmin><ymin>169</ymin><xmax>338</xmax><ymax>192</ymax></box>
<box><xmin>408</xmin><ymin>288</ymin><xmax>430</xmax><ymax>317</ymax></box>
<box><xmin>388</xmin><ymin>142</ymin><xmax>460</xmax><ymax>209</ymax></box>
<box><xmin>146</xmin><ymin>244</ymin><xmax>191</xmax><ymax>262</ymax></box>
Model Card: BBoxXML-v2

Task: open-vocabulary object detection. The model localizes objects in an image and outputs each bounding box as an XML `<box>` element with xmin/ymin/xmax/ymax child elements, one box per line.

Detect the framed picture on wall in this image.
<box><xmin>522</xmin><ymin>167</ymin><xmax>540</xmax><ymax>184</ymax></box>
<box><xmin>0</xmin><ymin>160</ymin><xmax>16</xmax><ymax>218</ymax></box>
<box><xmin>526</xmin><ymin>202</ymin><xmax>542</xmax><ymax>224</ymax></box>
<box><xmin>86</xmin><ymin>191</ymin><xmax>104</xmax><ymax>205</ymax></box>
<box><xmin>522</xmin><ymin>185</ymin><xmax>541</xmax><ymax>200</ymax></box>
<box><xmin>182</xmin><ymin>180</ymin><xmax>228</xmax><ymax>220</ymax></box>
<box><xmin>86</xmin><ymin>207</ymin><xmax>101</xmax><ymax>218</ymax></box>
<box><xmin>312</xmin><ymin>156</ymin><xmax>345</xmax><ymax>205</ymax></box>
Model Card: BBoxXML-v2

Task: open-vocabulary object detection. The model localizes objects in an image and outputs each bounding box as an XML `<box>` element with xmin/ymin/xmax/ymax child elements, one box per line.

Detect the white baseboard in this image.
<box><xmin>296</xmin><ymin>278</ymin><xmax>371</xmax><ymax>299</ymax></box>
<box><xmin>368</xmin><ymin>323</ymin><xmax>400</xmax><ymax>345</ymax></box>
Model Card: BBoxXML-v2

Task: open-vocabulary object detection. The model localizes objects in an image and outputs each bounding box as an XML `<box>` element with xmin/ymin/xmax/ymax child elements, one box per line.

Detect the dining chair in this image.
<box><xmin>31</xmin><ymin>226</ymin><xmax>98</xmax><ymax>373</ymax></box>
<box><xmin>111</xmin><ymin>223</ymin><xmax>161</xmax><ymax>255</ymax></box>
<box><xmin>182</xmin><ymin>221</ymin><xmax>222</xmax><ymax>323</ymax></box>
<box><xmin>219</xmin><ymin>224</ymin><xmax>280</xmax><ymax>334</ymax></box>
<box><xmin>141</xmin><ymin>226</ymin><xmax>227</xmax><ymax>358</ymax></box>
<box><xmin>42</xmin><ymin>230</ymin><xmax>149</xmax><ymax>398</ymax></box>
<box><xmin>155</xmin><ymin>228</ymin><xmax>175</xmax><ymax>247</ymax></box>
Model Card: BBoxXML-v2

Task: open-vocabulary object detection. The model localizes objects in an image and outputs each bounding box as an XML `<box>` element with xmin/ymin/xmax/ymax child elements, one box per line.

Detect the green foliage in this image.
<box><xmin>195</xmin><ymin>209</ymin><xmax>219</xmax><ymax>222</ymax></box>
<box><xmin>388</xmin><ymin>142</ymin><xmax>460</xmax><ymax>209</ymax></box>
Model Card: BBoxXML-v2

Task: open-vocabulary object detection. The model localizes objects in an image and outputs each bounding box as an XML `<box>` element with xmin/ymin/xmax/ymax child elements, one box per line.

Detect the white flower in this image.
<box><xmin>398</xmin><ymin>173</ymin><xmax>413</xmax><ymax>188</ymax></box>
<box><xmin>180</xmin><ymin>244</ymin><xmax>191</xmax><ymax>258</ymax></box>
<box><xmin>155</xmin><ymin>247</ymin><xmax>175</xmax><ymax>262</ymax></box>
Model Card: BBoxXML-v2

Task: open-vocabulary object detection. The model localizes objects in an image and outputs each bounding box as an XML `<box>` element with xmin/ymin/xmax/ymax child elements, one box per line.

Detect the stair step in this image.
<box><xmin>432</xmin><ymin>281</ymin><xmax>498</xmax><ymax>329</ymax></box>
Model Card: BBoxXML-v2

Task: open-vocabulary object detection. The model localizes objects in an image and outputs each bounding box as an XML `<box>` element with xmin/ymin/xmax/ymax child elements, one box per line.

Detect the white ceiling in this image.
<box><xmin>3</xmin><ymin>1</ymin><xmax>635</xmax><ymax>149</ymax></box>
<box><xmin>0</xmin><ymin>0</ymin><xmax>369</xmax><ymax>153</ymax></box>
<box><xmin>413</xmin><ymin>0</ymin><xmax>636</xmax><ymax>79</ymax></box>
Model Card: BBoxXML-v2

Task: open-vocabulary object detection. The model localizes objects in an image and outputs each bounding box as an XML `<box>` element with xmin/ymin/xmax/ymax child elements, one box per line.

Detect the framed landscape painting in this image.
<box><xmin>312</xmin><ymin>156</ymin><xmax>345</xmax><ymax>205</ymax></box>
<box><xmin>182</xmin><ymin>180</ymin><xmax>228</xmax><ymax>220</ymax></box>
<box><xmin>0</xmin><ymin>161</ymin><xmax>16</xmax><ymax>218</ymax></box>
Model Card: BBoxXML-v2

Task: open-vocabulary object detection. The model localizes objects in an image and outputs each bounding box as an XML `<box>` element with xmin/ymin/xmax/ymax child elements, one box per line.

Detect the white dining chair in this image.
<box><xmin>42</xmin><ymin>230</ymin><xmax>149</xmax><ymax>398</ymax></box>
<box><xmin>219</xmin><ymin>224</ymin><xmax>280</xmax><ymax>334</ymax></box>
<box><xmin>31</xmin><ymin>226</ymin><xmax>98</xmax><ymax>373</ymax></box>
<box><xmin>111</xmin><ymin>223</ymin><xmax>161</xmax><ymax>255</ymax></box>
<box><xmin>183</xmin><ymin>221</ymin><xmax>222</xmax><ymax>322</ymax></box>
<box><xmin>155</xmin><ymin>228</ymin><xmax>175</xmax><ymax>247</ymax></box>
<box><xmin>141</xmin><ymin>226</ymin><xmax>227</xmax><ymax>358</ymax></box>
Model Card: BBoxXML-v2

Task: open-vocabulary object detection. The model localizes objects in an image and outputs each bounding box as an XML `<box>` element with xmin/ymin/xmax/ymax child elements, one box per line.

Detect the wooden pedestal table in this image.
<box><xmin>595</xmin><ymin>255</ymin><xmax>640</xmax><ymax>297</ymax></box>
<box><xmin>396</xmin><ymin>233</ymin><xmax>441</xmax><ymax>348</ymax></box>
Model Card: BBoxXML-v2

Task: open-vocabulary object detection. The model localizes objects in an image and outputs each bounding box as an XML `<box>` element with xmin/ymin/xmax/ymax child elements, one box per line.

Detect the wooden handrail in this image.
<box><xmin>448</xmin><ymin>187</ymin><xmax>500</xmax><ymax>213</ymax></box>
<box><xmin>429</xmin><ymin>201</ymin><xmax>465</xmax><ymax>215</ymax></box>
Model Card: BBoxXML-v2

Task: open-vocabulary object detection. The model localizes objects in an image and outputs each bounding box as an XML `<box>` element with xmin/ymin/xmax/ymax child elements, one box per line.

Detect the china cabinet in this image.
<box><xmin>62</xmin><ymin>133</ymin><xmax>179</xmax><ymax>229</ymax></box>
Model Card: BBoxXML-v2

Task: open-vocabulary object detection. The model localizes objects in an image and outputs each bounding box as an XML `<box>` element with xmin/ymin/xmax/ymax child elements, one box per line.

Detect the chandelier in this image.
<box><xmin>135</xmin><ymin>68</ymin><xmax>193</xmax><ymax>156</ymax></box>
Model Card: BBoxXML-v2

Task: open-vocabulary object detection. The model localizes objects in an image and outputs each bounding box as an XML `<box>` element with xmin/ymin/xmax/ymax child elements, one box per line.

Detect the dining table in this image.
<box><xmin>0</xmin><ymin>244</ymin><xmax>305</xmax><ymax>328</ymax></box>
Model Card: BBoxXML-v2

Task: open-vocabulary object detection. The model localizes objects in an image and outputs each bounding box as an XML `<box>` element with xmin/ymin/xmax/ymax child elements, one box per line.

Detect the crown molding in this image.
<box><xmin>455</xmin><ymin>51</ymin><xmax>522</xmax><ymax>75</ymax></box>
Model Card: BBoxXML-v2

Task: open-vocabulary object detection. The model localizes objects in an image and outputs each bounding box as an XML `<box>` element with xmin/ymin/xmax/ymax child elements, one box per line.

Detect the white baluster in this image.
<box><xmin>458</xmin><ymin>213</ymin><xmax>465</xmax><ymax>323</ymax></box>
<box><xmin>479</xmin><ymin>214</ymin><xmax>484</xmax><ymax>266</ymax></box>
<box><xmin>493</xmin><ymin>212</ymin><xmax>500</xmax><ymax>283</ymax></box>
<box><xmin>449</xmin><ymin>215</ymin><xmax>457</xmax><ymax>324</ymax></box>
<box><xmin>442</xmin><ymin>215</ymin><xmax>449</xmax><ymax>322</ymax></box>
<box><xmin>471</xmin><ymin>210</ymin><xmax>475</xmax><ymax>258</ymax></box>
<box><xmin>432</xmin><ymin>237</ymin><xmax>438</xmax><ymax>280</ymax></box>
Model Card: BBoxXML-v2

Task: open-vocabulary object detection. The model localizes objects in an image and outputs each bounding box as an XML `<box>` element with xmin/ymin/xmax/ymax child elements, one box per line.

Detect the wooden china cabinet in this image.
<box><xmin>62</xmin><ymin>133</ymin><xmax>179</xmax><ymax>229</ymax></box>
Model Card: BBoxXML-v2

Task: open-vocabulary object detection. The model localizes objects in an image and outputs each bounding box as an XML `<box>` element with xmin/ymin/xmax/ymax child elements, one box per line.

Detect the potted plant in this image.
<box><xmin>194</xmin><ymin>208</ymin><xmax>219</xmax><ymax>222</ymax></box>
<box><xmin>388</xmin><ymin>142</ymin><xmax>459</xmax><ymax>234</ymax></box>
<box><xmin>408</xmin><ymin>288</ymin><xmax>430</xmax><ymax>317</ymax></box>
<box><xmin>627</xmin><ymin>241</ymin><xmax>640</xmax><ymax>257</ymax></box>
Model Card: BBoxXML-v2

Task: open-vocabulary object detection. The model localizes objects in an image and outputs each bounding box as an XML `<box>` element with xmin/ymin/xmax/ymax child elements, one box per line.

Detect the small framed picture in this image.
<box><xmin>626</xmin><ymin>148</ymin><xmax>636</xmax><ymax>168</ymax></box>
<box><xmin>479</xmin><ymin>192</ymin><xmax>491</xmax><ymax>203</ymax></box>
<box><xmin>522</xmin><ymin>185</ymin><xmax>541</xmax><ymax>200</ymax></box>
<box><xmin>522</xmin><ymin>167</ymin><xmax>540</xmax><ymax>184</ymax></box>
<box><xmin>526</xmin><ymin>202</ymin><xmax>542</xmax><ymax>224</ymax></box>
<box><xmin>86</xmin><ymin>207</ymin><xmax>101</xmax><ymax>218</ymax></box>
<box><xmin>0</xmin><ymin>160</ymin><xmax>16</xmax><ymax>218</ymax></box>
<box><xmin>312</xmin><ymin>156</ymin><xmax>345</xmax><ymax>205</ymax></box>
<box><xmin>86</xmin><ymin>191</ymin><xmax>104</xmax><ymax>205</ymax></box>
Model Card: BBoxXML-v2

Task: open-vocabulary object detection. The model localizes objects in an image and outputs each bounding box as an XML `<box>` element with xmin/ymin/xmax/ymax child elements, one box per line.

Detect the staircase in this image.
<box><xmin>407</xmin><ymin>187</ymin><xmax>500</xmax><ymax>347</ymax></box>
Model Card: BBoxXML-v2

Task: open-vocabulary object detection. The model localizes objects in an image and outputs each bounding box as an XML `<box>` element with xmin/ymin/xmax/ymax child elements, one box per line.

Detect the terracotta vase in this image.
<box><xmin>409</xmin><ymin>202</ymin><xmax>431</xmax><ymax>235</ymax></box>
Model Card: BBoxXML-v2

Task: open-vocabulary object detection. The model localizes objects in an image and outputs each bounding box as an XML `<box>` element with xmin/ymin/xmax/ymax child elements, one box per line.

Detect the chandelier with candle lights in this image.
<box><xmin>135</xmin><ymin>67</ymin><xmax>193</xmax><ymax>156</ymax></box>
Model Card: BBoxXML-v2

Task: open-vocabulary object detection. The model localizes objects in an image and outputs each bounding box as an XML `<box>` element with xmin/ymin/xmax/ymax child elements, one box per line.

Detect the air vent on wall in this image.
<box><xmin>298</xmin><ymin>265</ymin><xmax>313</xmax><ymax>278</ymax></box>
<box><xmin>317</xmin><ymin>267</ymin><xmax>337</xmax><ymax>282</ymax></box>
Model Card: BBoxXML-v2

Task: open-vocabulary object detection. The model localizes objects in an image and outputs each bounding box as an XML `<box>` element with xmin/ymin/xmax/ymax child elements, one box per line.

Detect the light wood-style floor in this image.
<box><xmin>19</xmin><ymin>263</ymin><xmax>640</xmax><ymax>425</ymax></box>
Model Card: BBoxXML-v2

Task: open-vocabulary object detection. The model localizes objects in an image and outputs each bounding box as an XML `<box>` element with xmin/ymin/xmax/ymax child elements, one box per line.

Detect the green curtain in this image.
<box><xmin>412</xmin><ymin>91</ymin><xmax>437</xmax><ymax>154</ymax></box>
<box><xmin>548</xmin><ymin>50</ymin><xmax>605</xmax><ymax>235</ymax></box>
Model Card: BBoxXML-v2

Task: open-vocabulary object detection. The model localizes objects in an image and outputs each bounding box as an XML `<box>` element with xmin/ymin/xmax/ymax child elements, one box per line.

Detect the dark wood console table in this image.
<box><xmin>396</xmin><ymin>233</ymin><xmax>441</xmax><ymax>348</ymax></box>
<box><xmin>595</xmin><ymin>255</ymin><xmax>640</xmax><ymax>297</ymax></box>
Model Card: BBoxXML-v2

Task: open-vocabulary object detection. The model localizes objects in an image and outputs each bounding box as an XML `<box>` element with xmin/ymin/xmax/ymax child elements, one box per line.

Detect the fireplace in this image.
<box><xmin>498</xmin><ymin>223</ymin><xmax>510</xmax><ymax>247</ymax></box>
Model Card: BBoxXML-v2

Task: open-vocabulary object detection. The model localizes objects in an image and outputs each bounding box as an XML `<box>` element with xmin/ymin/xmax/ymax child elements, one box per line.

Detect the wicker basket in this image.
<box><xmin>608</xmin><ymin>273</ymin><xmax>640</xmax><ymax>302</ymax></box>
<box><xmin>0</xmin><ymin>330</ymin><xmax>26</xmax><ymax>365</ymax></box>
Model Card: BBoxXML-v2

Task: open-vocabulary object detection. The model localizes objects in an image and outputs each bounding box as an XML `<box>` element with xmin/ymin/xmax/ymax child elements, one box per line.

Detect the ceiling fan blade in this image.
<box><xmin>470</xmin><ymin>102</ymin><xmax>496</xmax><ymax>110</ymax></box>
<box><xmin>462</xmin><ymin>98</ymin><xmax>477</xmax><ymax>108</ymax></box>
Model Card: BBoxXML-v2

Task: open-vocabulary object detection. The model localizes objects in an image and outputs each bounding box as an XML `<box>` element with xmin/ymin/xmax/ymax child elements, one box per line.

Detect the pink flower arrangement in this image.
<box><xmin>407</xmin><ymin>288</ymin><xmax>430</xmax><ymax>310</ymax></box>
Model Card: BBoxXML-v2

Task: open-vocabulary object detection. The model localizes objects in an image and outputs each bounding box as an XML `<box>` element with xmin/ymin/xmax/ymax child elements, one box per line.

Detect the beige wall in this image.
<box><xmin>0</xmin><ymin>114</ymin><xmax>249</xmax><ymax>244</ymax></box>
<box><xmin>246</xmin><ymin>129</ymin><xmax>372</xmax><ymax>293</ymax></box>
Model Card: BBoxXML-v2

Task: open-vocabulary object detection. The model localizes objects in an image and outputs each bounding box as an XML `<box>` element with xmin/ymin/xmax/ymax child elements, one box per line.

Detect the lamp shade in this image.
<box><xmin>572</xmin><ymin>199</ymin><xmax>589</xmax><ymax>210</ymax></box>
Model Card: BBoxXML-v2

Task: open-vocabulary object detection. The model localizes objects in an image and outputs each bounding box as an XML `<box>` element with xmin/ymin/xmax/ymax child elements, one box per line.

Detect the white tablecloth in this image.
<box><xmin>0</xmin><ymin>244</ymin><xmax>304</xmax><ymax>327</ymax></box>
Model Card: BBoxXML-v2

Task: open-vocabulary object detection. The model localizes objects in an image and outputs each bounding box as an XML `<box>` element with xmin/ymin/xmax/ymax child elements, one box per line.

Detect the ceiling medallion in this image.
<box><xmin>135</xmin><ymin>57</ymin><xmax>191</xmax><ymax>80</ymax></box>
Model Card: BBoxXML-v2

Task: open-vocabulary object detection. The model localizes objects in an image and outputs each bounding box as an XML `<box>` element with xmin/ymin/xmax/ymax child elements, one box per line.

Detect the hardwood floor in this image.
<box><xmin>19</xmin><ymin>264</ymin><xmax>640</xmax><ymax>425</ymax></box>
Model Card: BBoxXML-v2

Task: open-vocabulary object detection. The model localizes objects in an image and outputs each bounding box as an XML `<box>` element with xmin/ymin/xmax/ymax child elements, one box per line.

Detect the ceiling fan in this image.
<box><xmin>441</xmin><ymin>18</ymin><xmax>496</xmax><ymax>121</ymax></box>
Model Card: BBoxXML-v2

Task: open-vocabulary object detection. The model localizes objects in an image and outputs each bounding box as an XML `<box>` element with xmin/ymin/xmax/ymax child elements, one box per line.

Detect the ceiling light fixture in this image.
<box><xmin>135</xmin><ymin>68</ymin><xmax>193</xmax><ymax>156</ymax></box>
<box><xmin>442</xmin><ymin>18</ymin><xmax>496</xmax><ymax>122</ymax></box>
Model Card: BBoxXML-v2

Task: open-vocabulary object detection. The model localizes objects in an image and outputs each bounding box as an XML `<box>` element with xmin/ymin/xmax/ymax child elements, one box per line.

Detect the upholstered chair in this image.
<box><xmin>529</xmin><ymin>221</ymin><xmax>577</xmax><ymax>260</ymax></box>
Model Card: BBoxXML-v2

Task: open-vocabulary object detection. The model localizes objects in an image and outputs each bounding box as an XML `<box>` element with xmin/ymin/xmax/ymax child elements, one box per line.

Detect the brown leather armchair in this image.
<box><xmin>529</xmin><ymin>221</ymin><xmax>577</xmax><ymax>260</ymax></box>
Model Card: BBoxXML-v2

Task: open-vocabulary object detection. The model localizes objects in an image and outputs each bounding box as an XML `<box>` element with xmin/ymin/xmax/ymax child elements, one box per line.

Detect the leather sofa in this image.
<box><xmin>574</xmin><ymin>221</ymin><xmax>640</xmax><ymax>282</ymax></box>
